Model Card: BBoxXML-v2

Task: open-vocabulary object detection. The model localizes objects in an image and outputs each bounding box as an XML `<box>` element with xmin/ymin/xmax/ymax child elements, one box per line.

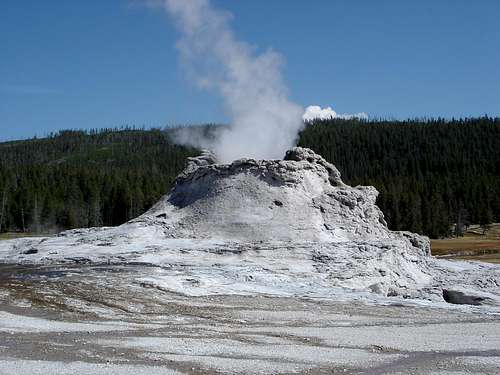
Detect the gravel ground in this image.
<box><xmin>0</xmin><ymin>264</ymin><xmax>499</xmax><ymax>374</ymax></box>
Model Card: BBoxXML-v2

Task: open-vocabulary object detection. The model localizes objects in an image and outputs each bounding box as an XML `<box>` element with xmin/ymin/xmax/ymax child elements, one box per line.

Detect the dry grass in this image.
<box><xmin>0</xmin><ymin>232</ymin><xmax>49</xmax><ymax>241</ymax></box>
<box><xmin>431</xmin><ymin>223</ymin><xmax>500</xmax><ymax>264</ymax></box>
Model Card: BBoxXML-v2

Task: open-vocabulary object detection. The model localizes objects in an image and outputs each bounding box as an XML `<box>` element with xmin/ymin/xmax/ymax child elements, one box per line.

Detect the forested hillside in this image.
<box><xmin>0</xmin><ymin>118</ymin><xmax>499</xmax><ymax>238</ymax></box>
<box><xmin>0</xmin><ymin>129</ymin><xmax>196</xmax><ymax>232</ymax></box>
<box><xmin>299</xmin><ymin>117</ymin><xmax>500</xmax><ymax>237</ymax></box>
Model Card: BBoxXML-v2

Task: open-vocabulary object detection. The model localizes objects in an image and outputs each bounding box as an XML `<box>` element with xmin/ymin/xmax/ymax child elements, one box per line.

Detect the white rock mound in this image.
<box><xmin>141</xmin><ymin>147</ymin><xmax>403</xmax><ymax>243</ymax></box>
<box><xmin>0</xmin><ymin>147</ymin><xmax>499</xmax><ymax>308</ymax></box>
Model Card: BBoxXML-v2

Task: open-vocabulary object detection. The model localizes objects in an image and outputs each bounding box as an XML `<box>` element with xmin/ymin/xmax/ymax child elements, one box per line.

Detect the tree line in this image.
<box><xmin>0</xmin><ymin>118</ymin><xmax>498</xmax><ymax>238</ymax></box>
<box><xmin>0</xmin><ymin>128</ymin><xmax>196</xmax><ymax>233</ymax></box>
<box><xmin>299</xmin><ymin>117</ymin><xmax>500</xmax><ymax>238</ymax></box>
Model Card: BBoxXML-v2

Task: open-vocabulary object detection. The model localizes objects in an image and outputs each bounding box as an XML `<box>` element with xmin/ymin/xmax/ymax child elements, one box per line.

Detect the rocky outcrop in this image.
<box><xmin>284</xmin><ymin>147</ymin><xmax>344</xmax><ymax>186</ymax></box>
<box><xmin>143</xmin><ymin>147</ymin><xmax>405</xmax><ymax>244</ymax></box>
<box><xmin>178</xmin><ymin>149</ymin><xmax>219</xmax><ymax>178</ymax></box>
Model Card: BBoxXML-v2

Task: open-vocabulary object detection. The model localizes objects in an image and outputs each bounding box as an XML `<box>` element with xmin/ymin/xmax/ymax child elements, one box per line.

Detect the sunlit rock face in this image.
<box><xmin>141</xmin><ymin>147</ymin><xmax>416</xmax><ymax>246</ymax></box>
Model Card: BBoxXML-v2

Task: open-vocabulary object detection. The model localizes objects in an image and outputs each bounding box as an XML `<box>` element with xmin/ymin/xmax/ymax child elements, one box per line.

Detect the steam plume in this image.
<box><xmin>162</xmin><ymin>0</ymin><xmax>304</xmax><ymax>162</ymax></box>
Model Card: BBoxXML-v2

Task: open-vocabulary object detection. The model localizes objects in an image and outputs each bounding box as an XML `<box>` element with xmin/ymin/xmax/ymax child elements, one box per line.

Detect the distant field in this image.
<box><xmin>431</xmin><ymin>223</ymin><xmax>500</xmax><ymax>264</ymax></box>
<box><xmin>0</xmin><ymin>232</ymin><xmax>50</xmax><ymax>241</ymax></box>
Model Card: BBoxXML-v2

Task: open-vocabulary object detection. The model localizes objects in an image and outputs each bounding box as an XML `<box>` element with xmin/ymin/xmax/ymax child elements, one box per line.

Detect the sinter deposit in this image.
<box><xmin>1</xmin><ymin>147</ymin><xmax>499</xmax><ymax>308</ymax></box>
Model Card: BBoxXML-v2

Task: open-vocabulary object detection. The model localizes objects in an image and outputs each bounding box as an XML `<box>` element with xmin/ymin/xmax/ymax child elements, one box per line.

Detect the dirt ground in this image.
<box><xmin>0</xmin><ymin>264</ymin><xmax>499</xmax><ymax>374</ymax></box>
<box><xmin>1</xmin><ymin>226</ymin><xmax>500</xmax><ymax>373</ymax></box>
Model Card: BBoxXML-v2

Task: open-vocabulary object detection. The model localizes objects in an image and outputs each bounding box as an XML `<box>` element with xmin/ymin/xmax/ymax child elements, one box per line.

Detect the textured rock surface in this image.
<box><xmin>0</xmin><ymin>147</ymin><xmax>499</xmax><ymax>309</ymax></box>
<box><xmin>143</xmin><ymin>146</ymin><xmax>393</xmax><ymax>243</ymax></box>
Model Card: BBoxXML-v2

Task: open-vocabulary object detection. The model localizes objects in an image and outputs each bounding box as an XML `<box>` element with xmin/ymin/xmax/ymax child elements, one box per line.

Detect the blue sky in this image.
<box><xmin>1</xmin><ymin>0</ymin><xmax>499</xmax><ymax>140</ymax></box>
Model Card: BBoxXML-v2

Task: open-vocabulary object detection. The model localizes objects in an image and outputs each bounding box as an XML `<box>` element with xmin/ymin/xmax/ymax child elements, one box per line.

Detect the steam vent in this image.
<box><xmin>1</xmin><ymin>148</ymin><xmax>499</xmax><ymax>308</ymax></box>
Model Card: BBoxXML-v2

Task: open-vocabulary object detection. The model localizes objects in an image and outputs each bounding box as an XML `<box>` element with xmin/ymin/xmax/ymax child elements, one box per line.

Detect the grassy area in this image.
<box><xmin>431</xmin><ymin>223</ymin><xmax>500</xmax><ymax>264</ymax></box>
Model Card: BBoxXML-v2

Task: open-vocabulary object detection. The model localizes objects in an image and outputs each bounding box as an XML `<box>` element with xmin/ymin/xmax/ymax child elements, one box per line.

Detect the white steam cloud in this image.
<box><xmin>303</xmin><ymin>105</ymin><xmax>368</xmax><ymax>122</ymax></box>
<box><xmin>161</xmin><ymin>0</ymin><xmax>304</xmax><ymax>162</ymax></box>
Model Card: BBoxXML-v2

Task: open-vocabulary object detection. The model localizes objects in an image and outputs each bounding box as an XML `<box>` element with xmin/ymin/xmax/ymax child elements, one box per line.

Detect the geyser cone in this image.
<box><xmin>140</xmin><ymin>148</ymin><xmax>405</xmax><ymax>244</ymax></box>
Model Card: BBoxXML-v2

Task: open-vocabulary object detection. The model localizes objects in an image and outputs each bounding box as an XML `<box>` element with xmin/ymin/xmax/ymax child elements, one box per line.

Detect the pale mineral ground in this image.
<box><xmin>0</xmin><ymin>148</ymin><xmax>499</xmax><ymax>374</ymax></box>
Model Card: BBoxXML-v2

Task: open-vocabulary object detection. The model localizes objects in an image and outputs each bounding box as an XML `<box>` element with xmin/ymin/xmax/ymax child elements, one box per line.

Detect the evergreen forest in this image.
<box><xmin>0</xmin><ymin>117</ymin><xmax>498</xmax><ymax>238</ymax></box>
